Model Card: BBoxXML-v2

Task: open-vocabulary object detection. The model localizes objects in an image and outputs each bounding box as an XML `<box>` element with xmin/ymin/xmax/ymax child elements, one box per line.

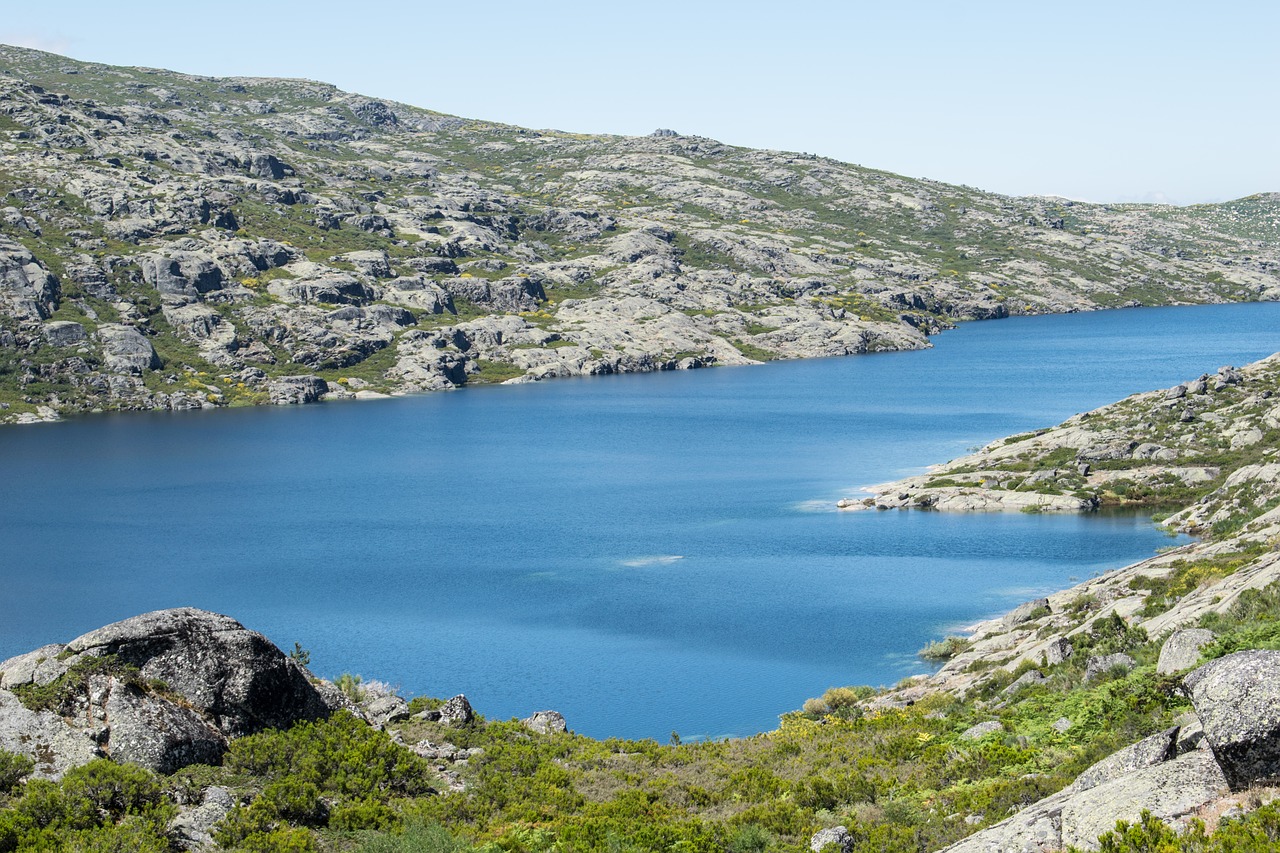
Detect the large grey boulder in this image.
<box><xmin>1002</xmin><ymin>598</ymin><xmax>1050</xmax><ymax>629</ymax></box>
<box><xmin>810</xmin><ymin>826</ymin><xmax>854</xmax><ymax>853</ymax></box>
<box><xmin>138</xmin><ymin>250</ymin><xmax>226</xmax><ymax>298</ymax></box>
<box><xmin>1059</xmin><ymin>750</ymin><xmax>1227</xmax><ymax>850</ymax></box>
<box><xmin>1157</xmin><ymin>629</ymin><xmax>1216</xmax><ymax>675</ymax></box>
<box><xmin>1068</xmin><ymin>727</ymin><xmax>1178</xmax><ymax>793</ymax></box>
<box><xmin>960</xmin><ymin>721</ymin><xmax>1003</xmax><ymax>740</ymax></box>
<box><xmin>268</xmin><ymin>375</ymin><xmax>328</xmax><ymax>405</ymax></box>
<box><xmin>1084</xmin><ymin>653</ymin><xmax>1136</xmax><ymax>683</ymax></box>
<box><xmin>363</xmin><ymin>694</ymin><xmax>410</xmax><ymax>729</ymax></box>
<box><xmin>64</xmin><ymin>607</ymin><xmax>342</xmax><ymax>737</ymax></box>
<box><xmin>96</xmin><ymin>324</ymin><xmax>160</xmax><ymax>374</ymax></box>
<box><xmin>43</xmin><ymin>320</ymin><xmax>86</xmax><ymax>347</ymax></box>
<box><xmin>1185</xmin><ymin>649</ymin><xmax>1280</xmax><ymax>788</ymax></box>
<box><xmin>0</xmin><ymin>238</ymin><xmax>59</xmax><ymax>320</ymax></box>
<box><xmin>0</xmin><ymin>643</ymin><xmax>69</xmax><ymax>689</ymax></box>
<box><xmin>169</xmin><ymin>786</ymin><xmax>235</xmax><ymax>851</ymax></box>
<box><xmin>438</xmin><ymin>694</ymin><xmax>474</xmax><ymax>726</ymax></box>
<box><xmin>941</xmin><ymin>749</ymin><xmax>1227</xmax><ymax>853</ymax></box>
<box><xmin>1043</xmin><ymin>637</ymin><xmax>1074</xmax><ymax>666</ymax></box>
<box><xmin>521</xmin><ymin>710</ymin><xmax>567</xmax><ymax>734</ymax></box>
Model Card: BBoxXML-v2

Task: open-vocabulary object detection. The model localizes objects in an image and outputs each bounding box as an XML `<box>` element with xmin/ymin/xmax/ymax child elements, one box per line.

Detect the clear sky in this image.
<box><xmin>4</xmin><ymin>1</ymin><xmax>1276</xmax><ymax>204</ymax></box>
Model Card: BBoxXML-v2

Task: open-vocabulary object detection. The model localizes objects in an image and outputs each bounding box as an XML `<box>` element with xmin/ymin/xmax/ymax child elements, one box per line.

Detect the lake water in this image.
<box><xmin>2</xmin><ymin>303</ymin><xmax>1279</xmax><ymax>740</ymax></box>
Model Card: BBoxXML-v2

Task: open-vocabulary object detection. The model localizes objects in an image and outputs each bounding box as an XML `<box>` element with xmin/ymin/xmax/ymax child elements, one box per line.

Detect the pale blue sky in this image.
<box><xmin>4</xmin><ymin>1</ymin><xmax>1276</xmax><ymax>204</ymax></box>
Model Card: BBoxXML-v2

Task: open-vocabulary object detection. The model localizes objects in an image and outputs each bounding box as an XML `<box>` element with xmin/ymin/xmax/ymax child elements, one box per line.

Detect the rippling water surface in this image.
<box><xmin>3</xmin><ymin>304</ymin><xmax>1279</xmax><ymax>739</ymax></box>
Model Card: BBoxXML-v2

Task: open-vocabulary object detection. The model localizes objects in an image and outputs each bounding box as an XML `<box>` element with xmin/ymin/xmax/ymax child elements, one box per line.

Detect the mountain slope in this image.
<box><xmin>0</xmin><ymin>45</ymin><xmax>1277</xmax><ymax>424</ymax></box>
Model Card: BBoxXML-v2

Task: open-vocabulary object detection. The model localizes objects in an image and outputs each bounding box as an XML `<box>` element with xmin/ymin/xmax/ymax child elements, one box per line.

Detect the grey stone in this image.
<box><xmin>809</xmin><ymin>826</ymin><xmax>853</xmax><ymax>853</ymax></box>
<box><xmin>942</xmin><ymin>748</ymin><xmax>1226</xmax><ymax>853</ymax></box>
<box><xmin>364</xmin><ymin>694</ymin><xmax>410</xmax><ymax>728</ymax></box>
<box><xmin>1052</xmin><ymin>717</ymin><xmax>1073</xmax><ymax>733</ymax></box>
<box><xmin>65</xmin><ymin>607</ymin><xmax>342</xmax><ymax>738</ymax></box>
<box><xmin>97</xmin><ymin>324</ymin><xmax>159</xmax><ymax>374</ymax></box>
<box><xmin>101</xmin><ymin>678</ymin><xmax>227</xmax><ymax>773</ymax></box>
<box><xmin>1068</xmin><ymin>727</ymin><xmax>1177</xmax><ymax>793</ymax></box>
<box><xmin>338</xmin><ymin>250</ymin><xmax>394</xmax><ymax>278</ymax></box>
<box><xmin>0</xmin><ymin>238</ymin><xmax>59</xmax><ymax>321</ymax></box>
<box><xmin>1059</xmin><ymin>750</ymin><xmax>1227</xmax><ymax>850</ymax></box>
<box><xmin>42</xmin><ymin>320</ymin><xmax>86</xmax><ymax>347</ymax></box>
<box><xmin>1157</xmin><ymin>629</ymin><xmax>1216</xmax><ymax>675</ymax></box>
<box><xmin>1044</xmin><ymin>637</ymin><xmax>1074</xmax><ymax>666</ymax></box>
<box><xmin>0</xmin><ymin>643</ymin><xmax>69</xmax><ymax>689</ymax></box>
<box><xmin>438</xmin><ymin>694</ymin><xmax>474</xmax><ymax>726</ymax></box>
<box><xmin>1002</xmin><ymin>598</ymin><xmax>1050</xmax><ymax>629</ymax></box>
<box><xmin>1001</xmin><ymin>670</ymin><xmax>1047</xmax><ymax>697</ymax></box>
<box><xmin>521</xmin><ymin>710</ymin><xmax>567</xmax><ymax>734</ymax></box>
<box><xmin>960</xmin><ymin>720</ymin><xmax>1003</xmax><ymax>740</ymax></box>
<box><xmin>169</xmin><ymin>785</ymin><xmax>235</xmax><ymax>850</ymax></box>
<box><xmin>138</xmin><ymin>250</ymin><xmax>226</xmax><ymax>298</ymax></box>
<box><xmin>0</xmin><ymin>689</ymin><xmax>102</xmax><ymax>779</ymax></box>
<box><xmin>267</xmin><ymin>375</ymin><xmax>328</xmax><ymax>405</ymax></box>
<box><xmin>1084</xmin><ymin>653</ymin><xmax>1136</xmax><ymax>683</ymax></box>
<box><xmin>1185</xmin><ymin>649</ymin><xmax>1280</xmax><ymax>787</ymax></box>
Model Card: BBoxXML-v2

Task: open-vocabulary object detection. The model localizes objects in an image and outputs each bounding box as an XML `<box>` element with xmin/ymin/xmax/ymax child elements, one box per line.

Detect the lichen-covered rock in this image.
<box><xmin>960</xmin><ymin>721</ymin><xmax>1003</xmax><ymax>740</ymax></box>
<box><xmin>1068</xmin><ymin>727</ymin><xmax>1178</xmax><ymax>794</ymax></box>
<box><xmin>96</xmin><ymin>324</ymin><xmax>160</xmax><ymax>374</ymax></box>
<box><xmin>809</xmin><ymin>826</ymin><xmax>854</xmax><ymax>853</ymax></box>
<box><xmin>438</xmin><ymin>694</ymin><xmax>474</xmax><ymax>726</ymax></box>
<box><xmin>1002</xmin><ymin>598</ymin><xmax>1050</xmax><ymax>629</ymax></box>
<box><xmin>99</xmin><ymin>678</ymin><xmax>227</xmax><ymax>773</ymax></box>
<box><xmin>169</xmin><ymin>785</ymin><xmax>235</xmax><ymax>851</ymax></box>
<box><xmin>0</xmin><ymin>238</ymin><xmax>59</xmax><ymax>321</ymax></box>
<box><xmin>0</xmin><ymin>643</ymin><xmax>69</xmax><ymax>689</ymax></box>
<box><xmin>1059</xmin><ymin>750</ymin><xmax>1228</xmax><ymax>850</ymax></box>
<box><xmin>65</xmin><ymin>607</ymin><xmax>342</xmax><ymax>737</ymax></box>
<box><xmin>363</xmin><ymin>694</ymin><xmax>410</xmax><ymax>729</ymax></box>
<box><xmin>42</xmin><ymin>320</ymin><xmax>86</xmax><ymax>347</ymax></box>
<box><xmin>0</xmin><ymin>689</ymin><xmax>101</xmax><ymax>779</ymax></box>
<box><xmin>1084</xmin><ymin>652</ymin><xmax>1136</xmax><ymax>682</ymax></box>
<box><xmin>521</xmin><ymin>710</ymin><xmax>567</xmax><ymax>734</ymax></box>
<box><xmin>268</xmin><ymin>374</ymin><xmax>328</xmax><ymax>405</ymax></box>
<box><xmin>1185</xmin><ymin>649</ymin><xmax>1280</xmax><ymax>788</ymax></box>
<box><xmin>1157</xmin><ymin>629</ymin><xmax>1216</xmax><ymax>675</ymax></box>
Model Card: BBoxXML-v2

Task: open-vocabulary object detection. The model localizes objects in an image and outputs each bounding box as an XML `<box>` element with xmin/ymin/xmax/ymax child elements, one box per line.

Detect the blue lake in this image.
<box><xmin>2</xmin><ymin>303</ymin><xmax>1279</xmax><ymax>740</ymax></box>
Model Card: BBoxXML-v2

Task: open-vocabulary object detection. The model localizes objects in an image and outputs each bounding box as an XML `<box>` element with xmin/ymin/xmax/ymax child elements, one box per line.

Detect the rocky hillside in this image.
<box><xmin>1</xmin><ymin>45</ymin><xmax>1278</xmax><ymax>424</ymax></box>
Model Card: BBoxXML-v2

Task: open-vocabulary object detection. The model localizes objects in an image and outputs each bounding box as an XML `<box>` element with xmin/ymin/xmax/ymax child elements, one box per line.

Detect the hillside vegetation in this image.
<box><xmin>1</xmin><ymin>45</ymin><xmax>1278</xmax><ymax>423</ymax></box>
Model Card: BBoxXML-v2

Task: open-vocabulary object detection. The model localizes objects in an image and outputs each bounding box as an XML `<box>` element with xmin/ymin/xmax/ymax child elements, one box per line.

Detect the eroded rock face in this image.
<box><xmin>1185</xmin><ymin>649</ymin><xmax>1280</xmax><ymax>788</ymax></box>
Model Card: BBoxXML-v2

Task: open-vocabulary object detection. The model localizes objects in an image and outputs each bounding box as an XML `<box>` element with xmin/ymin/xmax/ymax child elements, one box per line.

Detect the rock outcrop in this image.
<box><xmin>0</xmin><ymin>608</ymin><xmax>346</xmax><ymax>777</ymax></box>
<box><xmin>941</xmin><ymin>649</ymin><xmax>1280</xmax><ymax>851</ymax></box>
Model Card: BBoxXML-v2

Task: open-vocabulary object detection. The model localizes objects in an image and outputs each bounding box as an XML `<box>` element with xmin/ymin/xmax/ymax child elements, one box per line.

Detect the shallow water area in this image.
<box><xmin>2</xmin><ymin>303</ymin><xmax>1278</xmax><ymax>739</ymax></box>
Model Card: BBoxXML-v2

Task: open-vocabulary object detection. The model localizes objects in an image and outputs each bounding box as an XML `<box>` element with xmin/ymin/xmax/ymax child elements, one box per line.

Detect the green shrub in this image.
<box><xmin>919</xmin><ymin>636</ymin><xmax>972</xmax><ymax>661</ymax></box>
<box><xmin>0</xmin><ymin>751</ymin><xmax>33</xmax><ymax>795</ymax></box>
